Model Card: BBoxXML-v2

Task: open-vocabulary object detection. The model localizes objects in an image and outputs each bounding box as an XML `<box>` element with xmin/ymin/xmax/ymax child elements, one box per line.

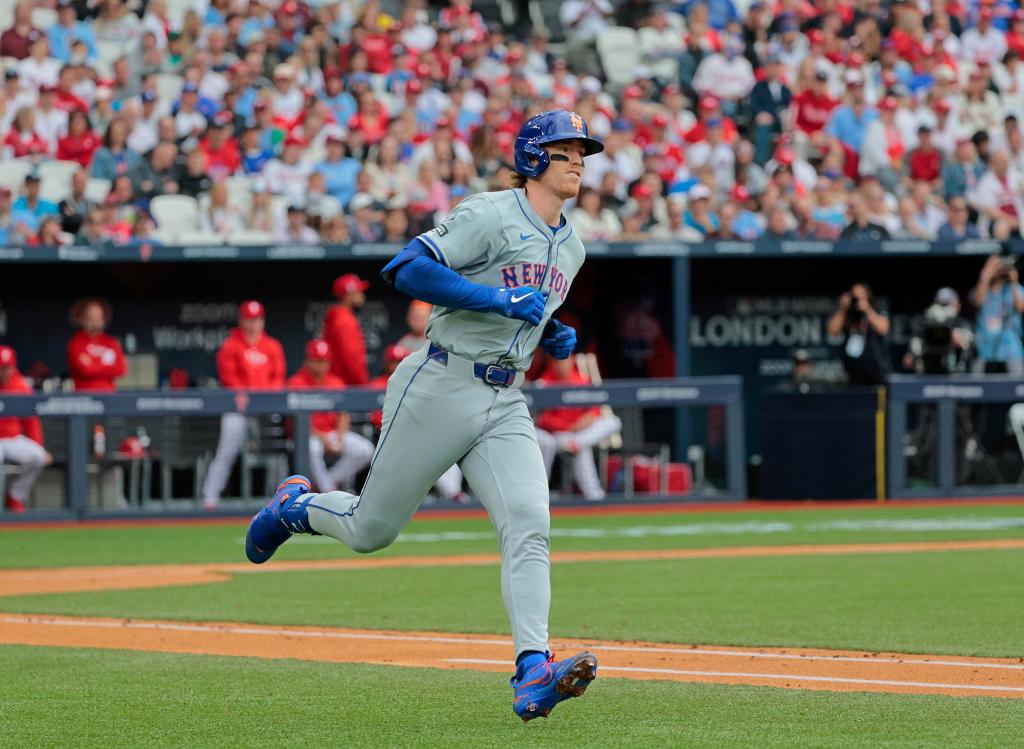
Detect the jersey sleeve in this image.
<box><xmin>415</xmin><ymin>193</ymin><xmax>500</xmax><ymax>271</ymax></box>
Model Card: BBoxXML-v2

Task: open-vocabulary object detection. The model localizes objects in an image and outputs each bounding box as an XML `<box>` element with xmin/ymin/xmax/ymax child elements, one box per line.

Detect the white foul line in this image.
<box><xmin>446</xmin><ymin>659</ymin><xmax>1024</xmax><ymax>693</ymax></box>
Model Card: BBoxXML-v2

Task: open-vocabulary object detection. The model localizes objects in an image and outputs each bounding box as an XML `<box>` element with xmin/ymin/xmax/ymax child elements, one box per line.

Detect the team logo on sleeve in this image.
<box><xmin>435</xmin><ymin>223</ymin><xmax>449</xmax><ymax>237</ymax></box>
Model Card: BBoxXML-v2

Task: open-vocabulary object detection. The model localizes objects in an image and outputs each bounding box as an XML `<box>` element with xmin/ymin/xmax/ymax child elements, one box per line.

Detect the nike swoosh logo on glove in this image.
<box><xmin>510</xmin><ymin>291</ymin><xmax>535</xmax><ymax>303</ymax></box>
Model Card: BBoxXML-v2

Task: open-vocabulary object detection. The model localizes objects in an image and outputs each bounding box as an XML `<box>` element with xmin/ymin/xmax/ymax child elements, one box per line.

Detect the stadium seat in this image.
<box><xmin>96</xmin><ymin>40</ymin><xmax>129</xmax><ymax>66</ymax></box>
<box><xmin>227</xmin><ymin>229</ymin><xmax>272</xmax><ymax>245</ymax></box>
<box><xmin>30</xmin><ymin>7</ymin><xmax>57</xmax><ymax>29</ymax></box>
<box><xmin>153</xmin><ymin>73</ymin><xmax>183</xmax><ymax>104</ymax></box>
<box><xmin>37</xmin><ymin>160</ymin><xmax>82</xmax><ymax>185</ymax></box>
<box><xmin>150</xmin><ymin>195</ymin><xmax>201</xmax><ymax>233</ymax></box>
<box><xmin>164</xmin><ymin>0</ymin><xmax>194</xmax><ymax>27</ymax></box>
<box><xmin>84</xmin><ymin>178</ymin><xmax>111</xmax><ymax>203</ymax></box>
<box><xmin>224</xmin><ymin>176</ymin><xmax>255</xmax><ymax>209</ymax></box>
<box><xmin>596</xmin><ymin>27</ymin><xmax>640</xmax><ymax>88</ymax></box>
<box><xmin>40</xmin><ymin>178</ymin><xmax>70</xmax><ymax>204</ymax></box>
<box><xmin>0</xmin><ymin>160</ymin><xmax>34</xmax><ymax>190</ymax></box>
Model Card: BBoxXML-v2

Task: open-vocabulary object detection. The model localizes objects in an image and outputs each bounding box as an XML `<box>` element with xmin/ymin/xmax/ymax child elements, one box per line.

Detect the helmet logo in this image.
<box><xmin>569</xmin><ymin>113</ymin><xmax>584</xmax><ymax>133</ymax></box>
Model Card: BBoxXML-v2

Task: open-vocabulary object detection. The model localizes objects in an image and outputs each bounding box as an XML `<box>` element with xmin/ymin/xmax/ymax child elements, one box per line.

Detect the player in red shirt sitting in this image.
<box><xmin>288</xmin><ymin>339</ymin><xmax>374</xmax><ymax>493</ymax></box>
<box><xmin>534</xmin><ymin>357</ymin><xmax>622</xmax><ymax>501</ymax></box>
<box><xmin>0</xmin><ymin>346</ymin><xmax>51</xmax><ymax>512</ymax></box>
<box><xmin>202</xmin><ymin>301</ymin><xmax>286</xmax><ymax>509</ymax></box>
<box><xmin>67</xmin><ymin>298</ymin><xmax>126</xmax><ymax>392</ymax></box>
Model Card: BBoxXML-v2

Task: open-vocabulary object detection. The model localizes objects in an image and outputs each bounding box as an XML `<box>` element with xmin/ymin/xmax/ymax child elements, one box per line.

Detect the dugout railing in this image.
<box><xmin>0</xmin><ymin>377</ymin><xmax>746</xmax><ymax>518</ymax></box>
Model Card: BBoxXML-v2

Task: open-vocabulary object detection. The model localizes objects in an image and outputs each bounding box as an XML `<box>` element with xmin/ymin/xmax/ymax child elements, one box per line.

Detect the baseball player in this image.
<box><xmin>202</xmin><ymin>301</ymin><xmax>286</xmax><ymax>510</ymax></box>
<box><xmin>535</xmin><ymin>357</ymin><xmax>622</xmax><ymax>501</ymax></box>
<box><xmin>322</xmin><ymin>273</ymin><xmax>370</xmax><ymax>385</ymax></box>
<box><xmin>0</xmin><ymin>346</ymin><xmax>51</xmax><ymax>513</ymax></box>
<box><xmin>395</xmin><ymin>299</ymin><xmax>431</xmax><ymax>352</ymax></box>
<box><xmin>246</xmin><ymin>110</ymin><xmax>603</xmax><ymax>721</ymax></box>
<box><xmin>287</xmin><ymin>339</ymin><xmax>374</xmax><ymax>492</ymax></box>
<box><xmin>67</xmin><ymin>299</ymin><xmax>126</xmax><ymax>392</ymax></box>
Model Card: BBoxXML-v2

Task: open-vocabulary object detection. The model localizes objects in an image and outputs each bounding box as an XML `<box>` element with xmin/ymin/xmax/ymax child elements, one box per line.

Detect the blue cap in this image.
<box><xmin>141</xmin><ymin>90</ymin><xmax>157</xmax><ymax>103</ymax></box>
<box><xmin>182</xmin><ymin>82</ymin><xmax>199</xmax><ymax>94</ymax></box>
<box><xmin>612</xmin><ymin>118</ymin><xmax>633</xmax><ymax>132</ymax></box>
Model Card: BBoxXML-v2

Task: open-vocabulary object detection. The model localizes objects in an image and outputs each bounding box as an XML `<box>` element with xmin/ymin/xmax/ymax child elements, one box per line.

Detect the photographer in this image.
<box><xmin>972</xmin><ymin>253</ymin><xmax>1024</xmax><ymax>374</ymax></box>
<box><xmin>827</xmin><ymin>283</ymin><xmax>890</xmax><ymax>386</ymax></box>
<box><xmin>903</xmin><ymin>288</ymin><xmax>974</xmax><ymax>374</ymax></box>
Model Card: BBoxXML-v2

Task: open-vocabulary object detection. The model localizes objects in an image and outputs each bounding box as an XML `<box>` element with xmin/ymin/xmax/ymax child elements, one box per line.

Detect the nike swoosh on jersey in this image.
<box><xmin>520</xmin><ymin>232</ymin><xmax>534</xmax><ymax>240</ymax></box>
<box><xmin>510</xmin><ymin>291</ymin><xmax>535</xmax><ymax>303</ymax></box>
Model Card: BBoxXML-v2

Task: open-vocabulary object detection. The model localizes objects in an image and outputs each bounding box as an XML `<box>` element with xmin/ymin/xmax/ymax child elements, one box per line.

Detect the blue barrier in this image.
<box><xmin>886</xmin><ymin>375</ymin><xmax>1024</xmax><ymax>498</ymax></box>
<box><xmin>0</xmin><ymin>377</ymin><xmax>746</xmax><ymax>516</ymax></box>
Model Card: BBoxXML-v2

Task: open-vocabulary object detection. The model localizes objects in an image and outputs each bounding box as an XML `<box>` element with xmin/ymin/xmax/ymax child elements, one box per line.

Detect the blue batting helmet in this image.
<box><xmin>513</xmin><ymin>110</ymin><xmax>604</xmax><ymax>178</ymax></box>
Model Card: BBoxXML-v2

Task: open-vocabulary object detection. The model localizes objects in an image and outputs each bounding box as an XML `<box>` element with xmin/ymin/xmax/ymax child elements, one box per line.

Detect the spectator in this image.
<box><xmin>961</xmin><ymin>68</ymin><xmax>1004</xmax><ymax>137</ymax></box>
<box><xmin>763</xmin><ymin>205</ymin><xmax>798</xmax><ymax>240</ymax></box>
<box><xmin>570</xmin><ymin>188</ymin><xmax>622</xmax><ymax>241</ymax></box>
<box><xmin>263</xmin><ymin>134</ymin><xmax>314</xmax><ymax>206</ymax></box>
<box><xmin>907</xmin><ymin>125</ymin><xmax>944</xmax><ymax>186</ymax></box>
<box><xmin>0</xmin><ymin>346</ymin><xmax>50</xmax><ymax>513</ymax></box>
<box><xmin>3</xmin><ymin>106</ymin><xmax>49</xmax><ymax>162</ymax></box>
<box><xmin>826</xmin><ymin>70</ymin><xmax>877</xmax><ymax>163</ymax></box>
<box><xmin>58</xmin><ymin>169</ymin><xmax>95</xmax><ymax>235</ymax></box>
<box><xmin>130</xmin><ymin>141</ymin><xmax>180</xmax><ymax>200</ymax></box>
<box><xmin>0</xmin><ymin>186</ymin><xmax>30</xmax><ymax>246</ymax></box>
<box><xmin>67</xmin><ymin>298</ymin><xmax>127</xmax><ymax>392</ymax></box>
<box><xmin>173</xmin><ymin>82</ymin><xmax>208</xmax><ymax>140</ymax></box>
<box><xmin>198</xmin><ymin>113</ymin><xmax>241</xmax><ymax>180</ymax></box>
<box><xmin>750</xmin><ymin>53</ymin><xmax>792</xmax><ymax>164</ymax></box>
<box><xmin>683</xmin><ymin>184</ymin><xmax>719</xmax><ymax>236</ymax></box>
<box><xmin>93</xmin><ymin>0</ymin><xmax>141</xmax><ymax>47</ymax></box>
<box><xmin>57</xmin><ymin>109</ymin><xmax>101</xmax><ymax>168</ymax></box>
<box><xmin>320</xmin><ymin>215</ymin><xmax>351</xmax><ymax>244</ymax></box>
<box><xmin>903</xmin><ymin>180</ymin><xmax>948</xmax><ymax>240</ymax></box>
<box><xmin>32</xmin><ymin>215</ymin><xmax>71</xmax><ymax>247</ymax></box>
<box><xmin>239</xmin><ymin>126</ymin><xmax>274</xmax><ymax>175</ymax></box>
<box><xmin>970</xmin><ymin>150</ymin><xmax>1024</xmax><ymax>238</ymax></box>
<box><xmin>48</xmin><ymin>0</ymin><xmax>96</xmax><ymax>64</ymax></box>
<box><xmin>125</xmin><ymin>91</ymin><xmax>163</xmax><ymax>154</ymax></box>
<box><xmin>943</xmin><ymin>138</ymin><xmax>986</xmax><ymax>201</ymax></box>
<box><xmin>34</xmin><ymin>86</ymin><xmax>67</xmax><ymax>154</ymax></box>
<box><xmin>559</xmin><ymin>0</ymin><xmax>613</xmax><ymax>73</ymax></box>
<box><xmin>972</xmin><ymin>253</ymin><xmax>1024</xmax><ymax>374</ymax></box>
<box><xmin>395</xmin><ymin>300</ymin><xmax>431</xmax><ymax>353</ymax></box>
<box><xmin>692</xmin><ymin>34</ymin><xmax>756</xmax><ymax>118</ymax></box>
<box><xmin>18</xmin><ymin>34</ymin><xmax>60</xmax><ymax>93</ymax></box>
<box><xmin>859</xmin><ymin>96</ymin><xmax>905</xmax><ymax>191</ymax></box>
<box><xmin>0</xmin><ymin>2</ymin><xmax>38</xmax><ymax>60</ymax></box>
<box><xmin>91</xmin><ymin>119</ymin><xmax>141</xmax><ymax>181</ymax></box>
<box><xmin>202</xmin><ymin>300</ymin><xmax>286</xmax><ymax>509</ymax></box>
<box><xmin>90</xmin><ymin>88</ymin><xmax>117</xmax><ymax>135</ymax></box>
<box><xmin>382</xmin><ymin>204</ymin><xmax>410</xmax><ymax>243</ymax></box>
<box><xmin>322</xmin><ymin>273</ymin><xmax>370</xmax><ymax>386</ymax></box>
<box><xmin>176</xmin><ymin>148</ymin><xmax>214</xmax><ymax>198</ymax></box>
<box><xmin>270</xmin><ymin>62</ymin><xmax>304</xmax><ymax>120</ymax></box>
<box><xmin>535</xmin><ymin>357</ymin><xmax>622</xmax><ymax>501</ymax></box>
<box><xmin>274</xmin><ymin>204</ymin><xmax>319</xmax><ymax>244</ymax></box>
<box><xmin>841</xmin><ymin>193</ymin><xmax>891</xmax><ymax>241</ymax></box>
<box><xmin>827</xmin><ymin>283</ymin><xmax>890</xmax><ymax>386</ymax></box>
<box><xmin>961</xmin><ymin>7</ymin><xmax>1007</xmax><ymax>64</ymax></box>
<box><xmin>12</xmin><ymin>174</ymin><xmax>58</xmax><ymax>233</ymax></box>
<box><xmin>937</xmin><ymin>195</ymin><xmax>981</xmax><ymax>240</ymax></box>
<box><xmin>74</xmin><ymin>210</ymin><xmax>108</xmax><ymax>246</ymax></box>
<box><xmin>316</xmin><ymin>132</ymin><xmax>361</xmax><ymax>208</ymax></box>
<box><xmin>287</xmin><ymin>339</ymin><xmax>374</xmax><ymax>493</ymax></box>
<box><xmin>244</xmin><ymin>182</ymin><xmax>278</xmax><ymax>235</ymax></box>
<box><xmin>199</xmin><ymin>181</ymin><xmax>242</xmax><ymax>237</ymax></box>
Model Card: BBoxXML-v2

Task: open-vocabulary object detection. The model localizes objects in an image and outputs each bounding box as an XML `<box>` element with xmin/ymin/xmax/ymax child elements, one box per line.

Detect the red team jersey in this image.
<box><xmin>216</xmin><ymin>328</ymin><xmax>286</xmax><ymax>389</ymax></box>
<box><xmin>287</xmin><ymin>367</ymin><xmax>346</xmax><ymax>433</ymax></box>
<box><xmin>535</xmin><ymin>369</ymin><xmax>601</xmax><ymax>433</ymax></box>
<box><xmin>0</xmin><ymin>371</ymin><xmax>44</xmax><ymax>444</ymax></box>
<box><xmin>67</xmin><ymin>330</ymin><xmax>127</xmax><ymax>392</ymax></box>
<box><xmin>322</xmin><ymin>305</ymin><xmax>369</xmax><ymax>385</ymax></box>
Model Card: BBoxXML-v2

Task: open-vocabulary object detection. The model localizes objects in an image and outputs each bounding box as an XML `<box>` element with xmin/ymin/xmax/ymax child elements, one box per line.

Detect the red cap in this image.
<box><xmin>284</xmin><ymin>133</ymin><xmax>307</xmax><ymax>147</ymax></box>
<box><xmin>662</xmin><ymin>83</ymin><xmax>681</xmax><ymax>96</ymax></box>
<box><xmin>119</xmin><ymin>436</ymin><xmax>146</xmax><ymax>458</ymax></box>
<box><xmin>406</xmin><ymin>79</ymin><xmax>423</xmax><ymax>94</ymax></box>
<box><xmin>730</xmin><ymin>184</ymin><xmax>750</xmax><ymax>202</ymax></box>
<box><xmin>333</xmin><ymin>273</ymin><xmax>370</xmax><ymax>297</ymax></box>
<box><xmin>699</xmin><ymin>94</ymin><xmax>719</xmax><ymax>111</ymax></box>
<box><xmin>384</xmin><ymin>344</ymin><xmax>412</xmax><ymax>363</ymax></box>
<box><xmin>416</xmin><ymin>62</ymin><xmax>432</xmax><ymax>78</ymax></box>
<box><xmin>880</xmin><ymin>96</ymin><xmax>899</xmax><ymax>111</ymax></box>
<box><xmin>776</xmin><ymin>148</ymin><xmax>795</xmax><ymax>166</ymax></box>
<box><xmin>305</xmin><ymin>338</ymin><xmax>331</xmax><ymax>360</ymax></box>
<box><xmin>808</xmin><ymin>29</ymin><xmax>825</xmax><ymax>46</ymax></box>
<box><xmin>980</xmin><ymin>7</ymin><xmax>994</xmax><ymax>19</ymax></box>
<box><xmin>239</xmin><ymin>300</ymin><xmax>265</xmax><ymax>319</ymax></box>
<box><xmin>0</xmin><ymin>345</ymin><xmax>15</xmax><ymax>366</ymax></box>
<box><xmin>651</xmin><ymin>112</ymin><xmax>669</xmax><ymax>127</ymax></box>
<box><xmin>933</xmin><ymin>98</ymin><xmax>951</xmax><ymax>113</ymax></box>
<box><xmin>622</xmin><ymin>85</ymin><xmax>644</xmax><ymax>100</ymax></box>
<box><xmin>882</xmin><ymin>70</ymin><xmax>897</xmax><ymax>86</ymax></box>
<box><xmin>631</xmin><ymin>183</ymin><xmax>654</xmax><ymax>199</ymax></box>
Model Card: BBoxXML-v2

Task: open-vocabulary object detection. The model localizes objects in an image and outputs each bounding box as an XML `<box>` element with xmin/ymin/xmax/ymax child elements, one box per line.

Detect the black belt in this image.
<box><xmin>427</xmin><ymin>343</ymin><xmax>520</xmax><ymax>387</ymax></box>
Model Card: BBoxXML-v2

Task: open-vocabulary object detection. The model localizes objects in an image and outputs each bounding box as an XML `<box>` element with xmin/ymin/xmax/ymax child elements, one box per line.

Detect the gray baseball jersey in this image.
<box><xmin>300</xmin><ymin>187</ymin><xmax>587</xmax><ymax>658</ymax></box>
<box><xmin>416</xmin><ymin>188</ymin><xmax>586</xmax><ymax>369</ymax></box>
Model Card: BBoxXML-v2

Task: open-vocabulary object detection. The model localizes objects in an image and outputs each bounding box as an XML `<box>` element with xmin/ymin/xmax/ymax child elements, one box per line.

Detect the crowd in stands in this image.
<box><xmin>1</xmin><ymin>0</ymin><xmax>1024</xmax><ymax>247</ymax></box>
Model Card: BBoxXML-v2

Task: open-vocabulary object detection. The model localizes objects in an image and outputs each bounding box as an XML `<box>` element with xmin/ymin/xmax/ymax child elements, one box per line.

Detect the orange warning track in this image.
<box><xmin>2</xmin><ymin>613</ymin><xmax>1022</xmax><ymax>699</ymax></box>
<box><xmin>3</xmin><ymin>539</ymin><xmax>1024</xmax><ymax>598</ymax></box>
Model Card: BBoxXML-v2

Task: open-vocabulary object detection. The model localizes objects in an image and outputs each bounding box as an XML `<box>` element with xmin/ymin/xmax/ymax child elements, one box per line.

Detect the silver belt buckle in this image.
<box><xmin>484</xmin><ymin>365</ymin><xmax>506</xmax><ymax>386</ymax></box>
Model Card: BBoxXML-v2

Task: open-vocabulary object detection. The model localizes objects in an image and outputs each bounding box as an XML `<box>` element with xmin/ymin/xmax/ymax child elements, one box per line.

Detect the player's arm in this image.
<box><xmin>382</xmin><ymin>240</ymin><xmax>545</xmax><ymax>325</ymax></box>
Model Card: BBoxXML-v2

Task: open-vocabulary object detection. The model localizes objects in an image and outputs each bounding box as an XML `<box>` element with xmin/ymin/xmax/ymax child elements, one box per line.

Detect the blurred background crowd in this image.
<box><xmin>1</xmin><ymin>0</ymin><xmax>1024</xmax><ymax>247</ymax></box>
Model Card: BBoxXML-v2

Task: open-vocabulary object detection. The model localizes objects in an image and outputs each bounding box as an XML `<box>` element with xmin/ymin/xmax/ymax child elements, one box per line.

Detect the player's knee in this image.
<box><xmin>350</xmin><ymin>519</ymin><xmax>401</xmax><ymax>554</ymax></box>
<box><xmin>24</xmin><ymin>450</ymin><xmax>45</xmax><ymax>468</ymax></box>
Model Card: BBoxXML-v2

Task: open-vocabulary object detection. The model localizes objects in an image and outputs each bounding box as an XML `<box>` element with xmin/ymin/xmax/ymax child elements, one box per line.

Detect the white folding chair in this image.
<box><xmin>596</xmin><ymin>27</ymin><xmax>640</xmax><ymax>88</ymax></box>
<box><xmin>85</xmin><ymin>177</ymin><xmax>112</xmax><ymax>203</ymax></box>
<box><xmin>0</xmin><ymin>160</ymin><xmax>33</xmax><ymax>190</ymax></box>
<box><xmin>150</xmin><ymin>194</ymin><xmax>201</xmax><ymax>233</ymax></box>
<box><xmin>37</xmin><ymin>159</ymin><xmax>81</xmax><ymax>184</ymax></box>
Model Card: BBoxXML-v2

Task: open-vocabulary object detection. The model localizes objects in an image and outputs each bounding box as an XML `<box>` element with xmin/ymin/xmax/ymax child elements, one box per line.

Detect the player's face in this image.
<box><xmin>307</xmin><ymin>358</ymin><xmax>329</xmax><ymax>378</ymax></box>
<box><xmin>407</xmin><ymin>304</ymin><xmax>430</xmax><ymax>334</ymax></box>
<box><xmin>81</xmin><ymin>303</ymin><xmax>106</xmax><ymax>334</ymax></box>
<box><xmin>540</xmin><ymin>141</ymin><xmax>587</xmax><ymax>200</ymax></box>
<box><xmin>240</xmin><ymin>316</ymin><xmax>264</xmax><ymax>337</ymax></box>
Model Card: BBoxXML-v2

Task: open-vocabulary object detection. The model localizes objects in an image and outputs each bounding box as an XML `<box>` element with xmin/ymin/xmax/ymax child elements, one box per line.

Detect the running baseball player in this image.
<box><xmin>246</xmin><ymin>110</ymin><xmax>603</xmax><ymax>721</ymax></box>
<box><xmin>287</xmin><ymin>339</ymin><xmax>374</xmax><ymax>492</ymax></box>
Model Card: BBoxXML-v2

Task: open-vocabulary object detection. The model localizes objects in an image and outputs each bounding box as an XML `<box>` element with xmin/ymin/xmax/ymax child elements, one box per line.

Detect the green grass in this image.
<box><xmin>2</xmin><ymin>646</ymin><xmax>1022</xmax><ymax>749</ymax></box>
<box><xmin>2</xmin><ymin>548</ymin><xmax>1021</xmax><ymax>657</ymax></box>
<box><xmin>2</xmin><ymin>502</ymin><xmax>1024</xmax><ymax>568</ymax></box>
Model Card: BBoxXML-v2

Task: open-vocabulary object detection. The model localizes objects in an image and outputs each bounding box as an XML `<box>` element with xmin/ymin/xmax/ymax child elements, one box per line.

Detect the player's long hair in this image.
<box><xmin>510</xmin><ymin>172</ymin><xmax>527</xmax><ymax>188</ymax></box>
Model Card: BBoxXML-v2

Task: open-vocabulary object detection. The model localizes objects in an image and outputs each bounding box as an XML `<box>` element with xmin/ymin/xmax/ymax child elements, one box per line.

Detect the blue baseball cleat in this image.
<box><xmin>511</xmin><ymin>651</ymin><xmax>598</xmax><ymax>722</ymax></box>
<box><xmin>245</xmin><ymin>475</ymin><xmax>316</xmax><ymax>564</ymax></box>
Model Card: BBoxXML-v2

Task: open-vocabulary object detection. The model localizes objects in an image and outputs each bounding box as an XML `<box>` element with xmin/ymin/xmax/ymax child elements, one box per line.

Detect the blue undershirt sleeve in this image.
<box><xmin>380</xmin><ymin>239</ymin><xmax>500</xmax><ymax>314</ymax></box>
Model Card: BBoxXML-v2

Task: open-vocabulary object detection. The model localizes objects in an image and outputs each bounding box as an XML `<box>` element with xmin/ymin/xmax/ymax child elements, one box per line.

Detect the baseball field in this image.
<box><xmin>2</xmin><ymin>500</ymin><xmax>1023</xmax><ymax>747</ymax></box>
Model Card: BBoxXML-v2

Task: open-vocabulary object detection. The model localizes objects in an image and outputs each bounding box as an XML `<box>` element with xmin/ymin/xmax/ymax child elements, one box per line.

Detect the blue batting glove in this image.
<box><xmin>540</xmin><ymin>318</ymin><xmax>577</xmax><ymax>359</ymax></box>
<box><xmin>491</xmin><ymin>286</ymin><xmax>546</xmax><ymax>326</ymax></box>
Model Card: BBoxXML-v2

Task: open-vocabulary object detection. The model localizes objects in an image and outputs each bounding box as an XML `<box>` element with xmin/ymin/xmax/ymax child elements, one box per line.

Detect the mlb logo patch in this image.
<box><xmin>435</xmin><ymin>223</ymin><xmax>449</xmax><ymax>237</ymax></box>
